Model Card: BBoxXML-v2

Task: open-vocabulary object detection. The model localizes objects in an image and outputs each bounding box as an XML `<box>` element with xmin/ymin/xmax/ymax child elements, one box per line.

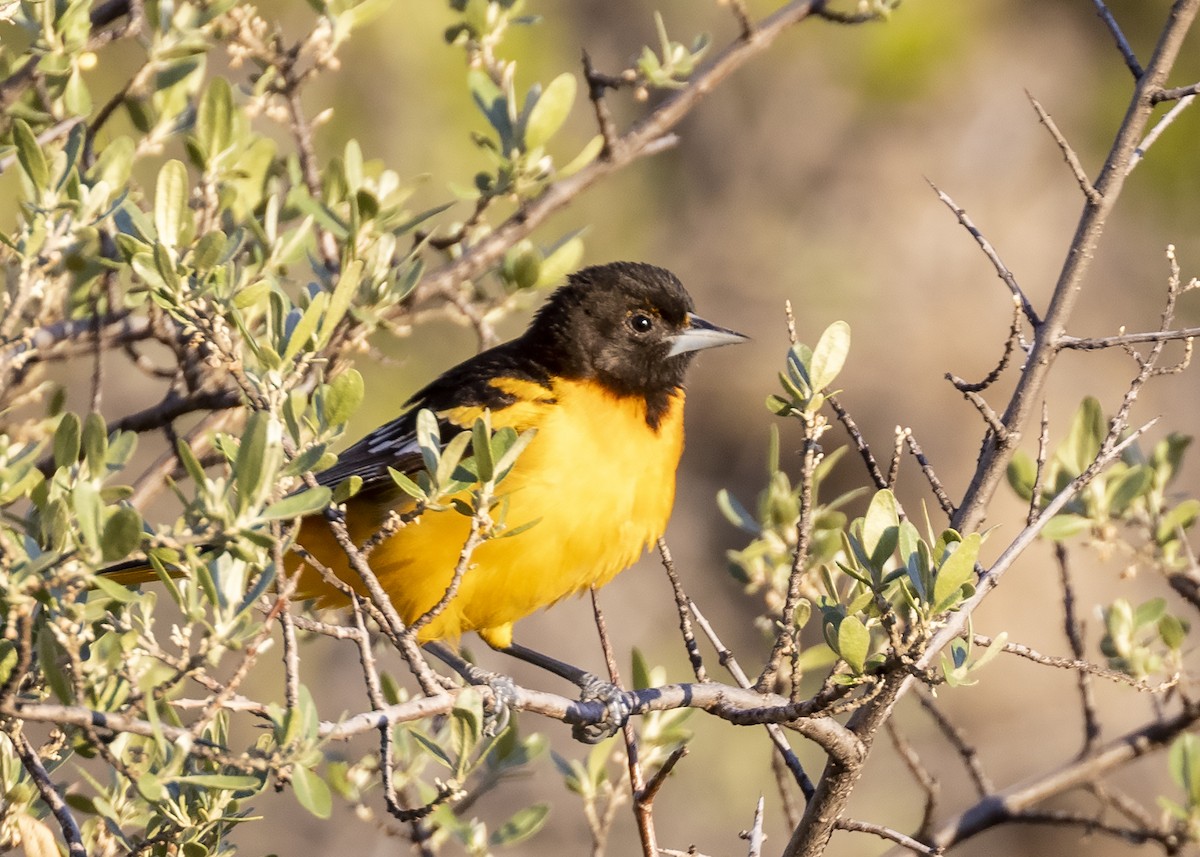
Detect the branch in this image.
<box><xmin>1027</xmin><ymin>92</ymin><xmax>1101</xmax><ymax>203</ymax></box>
<box><xmin>927</xmin><ymin>181</ymin><xmax>1040</xmax><ymax>326</ymax></box>
<box><xmin>927</xmin><ymin>703</ymin><xmax>1200</xmax><ymax>850</ymax></box>
<box><xmin>1058</xmin><ymin>325</ymin><xmax>1200</xmax><ymax>350</ymax></box>
<box><xmin>6</xmin><ymin>726</ymin><xmax>87</xmax><ymax>857</ymax></box>
<box><xmin>782</xmin><ymin>421</ymin><xmax>1157</xmax><ymax>857</ymax></box>
<box><xmin>1092</xmin><ymin>0</ymin><xmax>1143</xmax><ymax>78</ymax></box>
<box><xmin>404</xmin><ymin>0</ymin><xmax>830</xmax><ymax>313</ymax></box>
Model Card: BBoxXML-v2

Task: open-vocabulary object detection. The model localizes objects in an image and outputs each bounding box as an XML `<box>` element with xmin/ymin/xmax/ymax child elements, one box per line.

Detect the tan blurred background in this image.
<box><xmin>27</xmin><ymin>0</ymin><xmax>1200</xmax><ymax>853</ymax></box>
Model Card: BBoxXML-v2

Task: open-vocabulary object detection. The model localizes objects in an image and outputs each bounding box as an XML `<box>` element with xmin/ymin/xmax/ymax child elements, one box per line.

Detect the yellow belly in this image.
<box><xmin>290</xmin><ymin>379</ymin><xmax>685</xmax><ymax>647</ymax></box>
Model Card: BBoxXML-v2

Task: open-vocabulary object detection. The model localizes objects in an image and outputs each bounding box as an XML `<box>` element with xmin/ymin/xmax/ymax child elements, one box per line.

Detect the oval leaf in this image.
<box><xmin>837</xmin><ymin>615</ymin><xmax>870</xmax><ymax>674</ymax></box>
<box><xmin>808</xmin><ymin>320</ymin><xmax>851</xmax><ymax>392</ymax></box>
<box><xmin>524</xmin><ymin>72</ymin><xmax>576</xmax><ymax>150</ymax></box>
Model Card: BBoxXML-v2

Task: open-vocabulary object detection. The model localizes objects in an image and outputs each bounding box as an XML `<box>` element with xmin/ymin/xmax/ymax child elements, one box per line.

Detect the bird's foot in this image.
<box><xmin>571</xmin><ymin>673</ymin><xmax>633</xmax><ymax>744</ymax></box>
<box><xmin>479</xmin><ymin>672</ymin><xmax>518</xmax><ymax>737</ymax></box>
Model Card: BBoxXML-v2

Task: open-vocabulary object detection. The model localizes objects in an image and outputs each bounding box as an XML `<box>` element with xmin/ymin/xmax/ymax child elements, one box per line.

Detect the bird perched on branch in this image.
<box><xmin>109</xmin><ymin>262</ymin><xmax>745</xmax><ymax>701</ymax></box>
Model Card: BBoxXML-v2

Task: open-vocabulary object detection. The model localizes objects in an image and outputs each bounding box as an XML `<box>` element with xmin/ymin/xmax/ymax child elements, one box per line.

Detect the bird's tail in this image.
<box><xmin>99</xmin><ymin>555</ymin><xmax>191</xmax><ymax>586</ymax></box>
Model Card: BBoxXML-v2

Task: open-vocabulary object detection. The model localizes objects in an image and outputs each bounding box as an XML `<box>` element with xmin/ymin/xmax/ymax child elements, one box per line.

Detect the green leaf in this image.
<box><xmin>13</xmin><ymin>119</ymin><xmax>48</xmax><ymax>189</ymax></box>
<box><xmin>933</xmin><ymin>532</ymin><xmax>980</xmax><ymax>612</ymax></box>
<box><xmin>172</xmin><ymin>773</ymin><xmax>262</xmax><ymax>791</ymax></box>
<box><xmin>1134</xmin><ymin>597</ymin><xmax>1167</xmax><ymax>629</ymax></box>
<box><xmin>524</xmin><ymin>73</ymin><xmax>576</xmax><ymax>150</ymax></box>
<box><xmin>1040</xmin><ymin>514</ymin><xmax>1091</xmax><ymax>542</ymax></box>
<box><xmin>331</xmin><ymin>475</ymin><xmax>362</xmax><ymax>504</ymax></box>
<box><xmin>836</xmin><ymin>615</ymin><xmax>870</xmax><ymax>674</ymax></box>
<box><xmin>898</xmin><ymin>520</ymin><xmax>927</xmax><ymax>600</ymax></box>
<box><xmin>72</xmin><ymin>482</ymin><xmax>103</xmax><ymax>555</ymax></box>
<box><xmin>1062</xmin><ymin>396</ymin><xmax>1105</xmax><ymax>475</ymax></box>
<box><xmin>493</xmin><ymin>428</ymin><xmax>536</xmax><ymax>482</ymax></box>
<box><xmin>235</xmin><ymin>412</ymin><xmax>270</xmax><ymax>513</ymax></box>
<box><xmin>318</xmin><ymin>259</ymin><xmax>363</xmax><ymax>347</ymax></box>
<box><xmin>196</xmin><ymin>77</ymin><xmax>234</xmax><ymax>165</ymax></box>
<box><xmin>717</xmin><ymin>489</ymin><xmax>758</xmax><ymax>534</ymax></box>
<box><xmin>54</xmin><ymin>413</ymin><xmax>81</xmax><ymax>469</ymax></box>
<box><xmin>82</xmin><ymin>412</ymin><xmax>108</xmax><ymax>479</ymax></box>
<box><xmin>490</xmin><ymin>804</ymin><xmax>550</xmax><ymax>847</ymax></box>
<box><xmin>416</xmin><ymin>409</ymin><xmax>442</xmax><ymax>474</ymax></box>
<box><xmin>263</xmin><ymin>487</ymin><xmax>331</xmax><ymax>521</ymax></box>
<box><xmin>1158</xmin><ymin>499</ymin><xmax>1200</xmax><ymax>544</ymax></box>
<box><xmin>324</xmin><ymin>369</ymin><xmax>364</xmax><ymax>427</ymax></box>
<box><xmin>1169</xmin><ymin>733</ymin><xmax>1200</xmax><ymax>803</ymax></box>
<box><xmin>631</xmin><ymin>648</ymin><xmax>651</xmax><ymax>691</ymax></box>
<box><xmin>291</xmin><ymin>766</ymin><xmax>332</xmax><ymax>819</ymax></box>
<box><xmin>101</xmin><ymin>507</ymin><xmax>143</xmax><ymax>562</ymax></box>
<box><xmin>154</xmin><ymin>159</ymin><xmax>190</xmax><ymax>248</ymax></box>
<box><xmin>192</xmin><ymin>230</ymin><xmax>227</xmax><ymax>271</ymax></box>
<box><xmin>1159</xmin><ymin>613</ymin><xmax>1187</xmax><ymax>650</ymax></box>
<box><xmin>534</xmin><ymin>234</ymin><xmax>585</xmax><ymax>288</ymax></box>
<box><xmin>808</xmin><ymin>321</ymin><xmax>851</xmax><ymax>392</ymax></box>
<box><xmin>1107</xmin><ymin>464</ymin><xmax>1153</xmax><ymax>515</ymax></box>
<box><xmin>558</xmin><ymin>134</ymin><xmax>604</xmax><ymax>178</ymax></box>
<box><xmin>861</xmin><ymin>489</ymin><xmax>900</xmax><ymax>572</ymax></box>
<box><xmin>472</xmin><ymin>417</ymin><xmax>494</xmax><ymax>483</ymax></box>
<box><xmin>283</xmin><ymin>292</ymin><xmax>326</xmax><ymax>362</ymax></box>
<box><xmin>1006</xmin><ymin>450</ymin><xmax>1037</xmax><ymax>502</ymax></box>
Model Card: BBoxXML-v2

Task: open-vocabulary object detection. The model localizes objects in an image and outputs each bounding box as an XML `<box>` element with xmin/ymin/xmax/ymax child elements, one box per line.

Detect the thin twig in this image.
<box><xmin>687</xmin><ymin>599</ymin><xmax>816</xmax><ymax>799</ymax></box>
<box><xmin>742</xmin><ymin>796</ymin><xmax>767</xmax><ymax>857</ymax></box>
<box><xmin>1058</xmin><ymin>324</ymin><xmax>1200</xmax><ymax>350</ymax></box>
<box><xmin>926</xmin><ymin>181</ymin><xmax>1040</xmax><ymax>327</ymax></box>
<box><xmin>1027</xmin><ymin>92</ymin><xmax>1101</xmax><ymax>204</ymax></box>
<box><xmin>1055</xmin><ymin>544</ymin><xmax>1100</xmax><ymax>752</ymax></box>
<box><xmin>657</xmin><ymin>538</ymin><xmax>707</xmax><ymax>682</ymax></box>
<box><xmin>1132</xmin><ymin>94</ymin><xmax>1195</xmax><ymax>170</ymax></box>
<box><xmin>916</xmin><ymin>688</ymin><xmax>992</xmax><ymax>796</ymax></box>
<box><xmin>591</xmin><ymin>590</ymin><xmax>658</xmax><ymax>857</ymax></box>
<box><xmin>827</xmin><ymin>393</ymin><xmax>888</xmax><ymax>490</ymax></box>
<box><xmin>1092</xmin><ymin>0</ymin><xmax>1143</xmax><ymax>78</ymax></box>
<box><xmin>886</xmin><ymin>719</ymin><xmax>939</xmax><ymax>841</ymax></box>
<box><xmin>836</xmin><ymin>818</ymin><xmax>938</xmax><ymax>855</ymax></box>
<box><xmin>970</xmin><ymin>634</ymin><xmax>1177</xmax><ymax>692</ymax></box>
<box><xmin>6</xmin><ymin>726</ymin><xmax>87</xmax><ymax>857</ymax></box>
<box><xmin>901</xmin><ymin>428</ymin><xmax>956</xmax><ymax>519</ymax></box>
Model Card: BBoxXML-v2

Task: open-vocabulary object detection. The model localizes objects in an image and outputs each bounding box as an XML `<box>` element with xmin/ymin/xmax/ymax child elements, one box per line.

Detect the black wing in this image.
<box><xmin>314</xmin><ymin>337</ymin><xmax>554</xmax><ymax>493</ymax></box>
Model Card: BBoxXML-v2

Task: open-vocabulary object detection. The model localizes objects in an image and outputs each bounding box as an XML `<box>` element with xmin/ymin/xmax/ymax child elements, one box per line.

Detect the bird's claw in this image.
<box><xmin>480</xmin><ymin>673</ymin><xmax>518</xmax><ymax>737</ymax></box>
<box><xmin>571</xmin><ymin>674</ymin><xmax>633</xmax><ymax>744</ymax></box>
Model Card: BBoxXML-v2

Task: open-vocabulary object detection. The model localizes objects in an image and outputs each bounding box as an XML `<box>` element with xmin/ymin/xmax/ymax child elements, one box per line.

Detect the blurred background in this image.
<box><xmin>237</xmin><ymin>1</ymin><xmax>1200</xmax><ymax>855</ymax></box>
<box><xmin>18</xmin><ymin>0</ymin><xmax>1200</xmax><ymax>853</ymax></box>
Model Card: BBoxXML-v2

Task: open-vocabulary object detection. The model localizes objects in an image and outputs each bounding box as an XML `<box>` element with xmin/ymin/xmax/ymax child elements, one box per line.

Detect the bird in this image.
<box><xmin>108</xmin><ymin>262</ymin><xmax>745</xmax><ymax>676</ymax></box>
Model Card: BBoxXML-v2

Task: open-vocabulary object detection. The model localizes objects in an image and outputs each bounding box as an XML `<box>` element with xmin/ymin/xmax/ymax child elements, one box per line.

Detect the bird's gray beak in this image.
<box><xmin>666</xmin><ymin>313</ymin><xmax>748</xmax><ymax>358</ymax></box>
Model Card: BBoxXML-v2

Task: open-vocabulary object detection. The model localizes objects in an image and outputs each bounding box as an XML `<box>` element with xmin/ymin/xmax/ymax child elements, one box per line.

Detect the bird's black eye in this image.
<box><xmin>628</xmin><ymin>313</ymin><xmax>654</xmax><ymax>334</ymax></box>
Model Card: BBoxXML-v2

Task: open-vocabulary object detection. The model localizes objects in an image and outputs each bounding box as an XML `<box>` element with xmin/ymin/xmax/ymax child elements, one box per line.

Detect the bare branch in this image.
<box><xmin>1028</xmin><ymin>92</ymin><xmax>1101</xmax><ymax>204</ymax></box>
<box><xmin>1092</xmin><ymin>0</ymin><xmax>1143</xmax><ymax>78</ymax></box>
<box><xmin>1131</xmin><ymin>94</ymin><xmax>1196</xmax><ymax>170</ymax></box>
<box><xmin>742</xmin><ymin>796</ymin><xmax>767</xmax><ymax>857</ymax></box>
<box><xmin>917</xmin><ymin>689</ymin><xmax>992</xmax><ymax>797</ymax></box>
<box><xmin>657</xmin><ymin>538</ymin><xmax>707</xmax><ymax>682</ymax></box>
<box><xmin>406</xmin><ymin>0</ymin><xmax>832</xmax><ymax>313</ymax></box>
<box><xmin>836</xmin><ymin>817</ymin><xmax>938</xmax><ymax>855</ymax></box>
<box><xmin>1055</xmin><ymin>544</ymin><xmax>1101</xmax><ymax>752</ymax></box>
<box><xmin>926</xmin><ymin>181</ymin><xmax>1040</xmax><ymax>326</ymax></box>
<box><xmin>927</xmin><ymin>703</ymin><xmax>1200</xmax><ymax>850</ymax></box>
<box><xmin>953</xmin><ymin>0</ymin><xmax>1199</xmax><ymax>536</ymax></box>
<box><xmin>1058</xmin><ymin>325</ymin><xmax>1200</xmax><ymax>350</ymax></box>
<box><xmin>902</xmin><ymin>428</ymin><xmax>957</xmax><ymax>520</ymax></box>
<box><xmin>1151</xmin><ymin>81</ymin><xmax>1200</xmax><ymax>103</ymax></box>
<box><xmin>970</xmin><ymin>634</ymin><xmax>1178</xmax><ymax>693</ymax></box>
<box><xmin>827</xmin><ymin>394</ymin><xmax>888</xmax><ymax>490</ymax></box>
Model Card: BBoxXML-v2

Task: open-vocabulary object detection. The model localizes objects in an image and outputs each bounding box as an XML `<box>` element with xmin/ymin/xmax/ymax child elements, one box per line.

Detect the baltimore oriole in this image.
<box><xmin>110</xmin><ymin>262</ymin><xmax>745</xmax><ymax>656</ymax></box>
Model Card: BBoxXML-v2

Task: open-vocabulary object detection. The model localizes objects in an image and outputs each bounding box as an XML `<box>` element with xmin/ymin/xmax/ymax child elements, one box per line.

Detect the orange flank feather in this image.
<box><xmin>290</xmin><ymin>378</ymin><xmax>685</xmax><ymax>649</ymax></box>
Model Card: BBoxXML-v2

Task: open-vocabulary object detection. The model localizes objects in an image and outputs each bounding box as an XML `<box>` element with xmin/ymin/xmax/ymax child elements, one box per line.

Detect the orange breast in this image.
<box><xmin>290</xmin><ymin>379</ymin><xmax>685</xmax><ymax>648</ymax></box>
